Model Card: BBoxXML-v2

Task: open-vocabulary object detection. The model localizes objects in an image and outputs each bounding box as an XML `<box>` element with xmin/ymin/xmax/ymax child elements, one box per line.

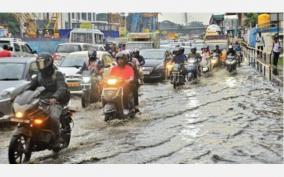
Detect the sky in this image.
<box><xmin>158</xmin><ymin>13</ymin><xmax>212</xmax><ymax>25</ymax></box>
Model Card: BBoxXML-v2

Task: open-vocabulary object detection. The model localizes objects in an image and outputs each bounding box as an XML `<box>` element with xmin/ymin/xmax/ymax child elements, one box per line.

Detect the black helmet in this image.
<box><xmin>178</xmin><ymin>47</ymin><xmax>185</xmax><ymax>54</ymax></box>
<box><xmin>132</xmin><ymin>48</ymin><xmax>140</xmax><ymax>57</ymax></box>
<box><xmin>216</xmin><ymin>45</ymin><xmax>219</xmax><ymax>48</ymax></box>
<box><xmin>88</xmin><ymin>50</ymin><xmax>97</xmax><ymax>61</ymax></box>
<box><xmin>36</xmin><ymin>53</ymin><xmax>54</xmax><ymax>77</ymax></box>
<box><xmin>191</xmin><ymin>47</ymin><xmax>197</xmax><ymax>52</ymax></box>
<box><xmin>172</xmin><ymin>48</ymin><xmax>179</xmax><ymax>55</ymax></box>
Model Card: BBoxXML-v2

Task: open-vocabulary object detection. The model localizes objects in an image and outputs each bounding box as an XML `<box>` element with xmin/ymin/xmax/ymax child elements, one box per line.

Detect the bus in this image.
<box><xmin>69</xmin><ymin>28</ymin><xmax>104</xmax><ymax>44</ymax></box>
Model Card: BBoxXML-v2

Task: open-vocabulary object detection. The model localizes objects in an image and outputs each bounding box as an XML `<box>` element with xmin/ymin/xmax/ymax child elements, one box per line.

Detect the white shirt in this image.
<box><xmin>273</xmin><ymin>41</ymin><xmax>281</xmax><ymax>53</ymax></box>
<box><xmin>256</xmin><ymin>35</ymin><xmax>265</xmax><ymax>47</ymax></box>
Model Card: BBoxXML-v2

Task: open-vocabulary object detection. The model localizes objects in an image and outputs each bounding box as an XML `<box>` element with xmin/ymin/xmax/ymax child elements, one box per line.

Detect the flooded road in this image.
<box><xmin>0</xmin><ymin>63</ymin><xmax>283</xmax><ymax>164</ymax></box>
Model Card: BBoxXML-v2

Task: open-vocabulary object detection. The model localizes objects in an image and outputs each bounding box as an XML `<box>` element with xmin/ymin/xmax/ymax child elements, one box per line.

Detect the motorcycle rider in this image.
<box><xmin>212</xmin><ymin>45</ymin><xmax>222</xmax><ymax>56</ymax></box>
<box><xmin>188</xmin><ymin>47</ymin><xmax>202</xmax><ymax>76</ymax></box>
<box><xmin>127</xmin><ymin>50</ymin><xmax>141</xmax><ymax>113</ymax></box>
<box><xmin>227</xmin><ymin>44</ymin><xmax>236</xmax><ymax>56</ymax></box>
<box><xmin>27</xmin><ymin>53</ymin><xmax>70</xmax><ymax>148</ymax></box>
<box><xmin>172</xmin><ymin>47</ymin><xmax>187</xmax><ymax>81</ymax></box>
<box><xmin>132</xmin><ymin>48</ymin><xmax>145</xmax><ymax>66</ymax></box>
<box><xmin>109</xmin><ymin>51</ymin><xmax>135</xmax><ymax>113</ymax></box>
<box><xmin>78</xmin><ymin>50</ymin><xmax>104</xmax><ymax>76</ymax></box>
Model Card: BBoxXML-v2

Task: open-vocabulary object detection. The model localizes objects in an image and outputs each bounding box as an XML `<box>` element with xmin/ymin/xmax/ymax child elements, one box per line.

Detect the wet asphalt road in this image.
<box><xmin>0</xmin><ymin>62</ymin><xmax>283</xmax><ymax>164</ymax></box>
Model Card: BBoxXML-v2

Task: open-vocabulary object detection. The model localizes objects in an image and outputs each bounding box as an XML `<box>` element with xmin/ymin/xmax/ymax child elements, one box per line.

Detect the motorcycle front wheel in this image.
<box><xmin>8</xmin><ymin>135</ymin><xmax>31</xmax><ymax>164</ymax></box>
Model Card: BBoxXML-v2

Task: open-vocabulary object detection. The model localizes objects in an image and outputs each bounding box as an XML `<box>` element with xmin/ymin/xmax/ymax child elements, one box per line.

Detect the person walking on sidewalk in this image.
<box><xmin>256</xmin><ymin>32</ymin><xmax>265</xmax><ymax>58</ymax></box>
<box><xmin>272</xmin><ymin>35</ymin><xmax>282</xmax><ymax>75</ymax></box>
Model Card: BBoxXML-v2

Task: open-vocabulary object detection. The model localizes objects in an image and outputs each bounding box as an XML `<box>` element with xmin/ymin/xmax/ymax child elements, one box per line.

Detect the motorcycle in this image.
<box><xmin>225</xmin><ymin>54</ymin><xmax>237</xmax><ymax>73</ymax></box>
<box><xmin>186</xmin><ymin>57</ymin><xmax>199</xmax><ymax>82</ymax></box>
<box><xmin>8</xmin><ymin>87</ymin><xmax>74</xmax><ymax>164</ymax></box>
<box><xmin>80</xmin><ymin>70</ymin><xmax>102</xmax><ymax>108</ymax></box>
<box><xmin>210</xmin><ymin>53</ymin><xmax>220</xmax><ymax>69</ymax></box>
<box><xmin>200</xmin><ymin>56</ymin><xmax>211</xmax><ymax>77</ymax></box>
<box><xmin>170</xmin><ymin>63</ymin><xmax>186</xmax><ymax>89</ymax></box>
<box><xmin>101</xmin><ymin>77</ymin><xmax>136</xmax><ymax>122</ymax></box>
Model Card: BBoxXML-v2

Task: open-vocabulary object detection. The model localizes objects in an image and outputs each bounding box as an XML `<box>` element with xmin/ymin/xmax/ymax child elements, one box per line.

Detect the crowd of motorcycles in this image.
<box><xmin>168</xmin><ymin>50</ymin><xmax>243</xmax><ymax>89</ymax></box>
<box><xmin>6</xmin><ymin>46</ymin><xmax>243</xmax><ymax>164</ymax></box>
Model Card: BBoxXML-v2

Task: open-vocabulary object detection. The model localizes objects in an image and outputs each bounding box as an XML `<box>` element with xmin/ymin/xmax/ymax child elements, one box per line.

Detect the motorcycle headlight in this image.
<box><xmin>166</xmin><ymin>63</ymin><xmax>173</xmax><ymax>70</ymax></box>
<box><xmin>107</xmin><ymin>79</ymin><xmax>117</xmax><ymax>85</ymax></box>
<box><xmin>82</xmin><ymin>77</ymin><xmax>91</xmax><ymax>83</ymax></box>
<box><xmin>15</xmin><ymin>112</ymin><xmax>24</xmax><ymax>118</ymax></box>
<box><xmin>211</xmin><ymin>59</ymin><xmax>217</xmax><ymax>64</ymax></box>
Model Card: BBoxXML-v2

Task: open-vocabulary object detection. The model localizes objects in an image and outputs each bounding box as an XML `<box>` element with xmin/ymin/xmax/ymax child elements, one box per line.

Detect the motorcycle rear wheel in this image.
<box><xmin>8</xmin><ymin>135</ymin><xmax>31</xmax><ymax>164</ymax></box>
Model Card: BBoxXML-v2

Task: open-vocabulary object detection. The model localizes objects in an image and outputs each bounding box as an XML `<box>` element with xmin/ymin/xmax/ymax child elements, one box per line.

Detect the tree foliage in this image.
<box><xmin>244</xmin><ymin>13</ymin><xmax>258</xmax><ymax>28</ymax></box>
<box><xmin>0</xmin><ymin>13</ymin><xmax>20</xmax><ymax>36</ymax></box>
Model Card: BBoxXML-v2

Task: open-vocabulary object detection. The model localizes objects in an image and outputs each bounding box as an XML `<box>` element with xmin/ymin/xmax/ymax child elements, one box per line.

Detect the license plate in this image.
<box><xmin>143</xmin><ymin>71</ymin><xmax>150</xmax><ymax>75</ymax></box>
<box><xmin>10</xmin><ymin>118</ymin><xmax>30</xmax><ymax>124</ymax></box>
<box><xmin>67</xmin><ymin>82</ymin><xmax>80</xmax><ymax>87</ymax></box>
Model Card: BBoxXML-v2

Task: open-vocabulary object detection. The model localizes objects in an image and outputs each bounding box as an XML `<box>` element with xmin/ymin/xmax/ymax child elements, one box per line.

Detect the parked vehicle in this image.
<box><xmin>0</xmin><ymin>57</ymin><xmax>38</xmax><ymax>120</ymax></box>
<box><xmin>0</xmin><ymin>38</ymin><xmax>37</xmax><ymax>57</ymax></box>
<box><xmin>8</xmin><ymin>87</ymin><xmax>74</xmax><ymax>164</ymax></box>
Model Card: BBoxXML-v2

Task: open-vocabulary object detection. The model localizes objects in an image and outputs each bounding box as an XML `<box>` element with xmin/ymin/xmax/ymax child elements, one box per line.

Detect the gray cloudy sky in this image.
<box><xmin>158</xmin><ymin>13</ymin><xmax>212</xmax><ymax>25</ymax></box>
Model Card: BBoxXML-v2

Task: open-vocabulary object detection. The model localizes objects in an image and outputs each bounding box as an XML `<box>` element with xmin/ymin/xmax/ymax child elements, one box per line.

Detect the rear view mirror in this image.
<box><xmin>104</xmin><ymin>64</ymin><xmax>111</xmax><ymax>68</ymax></box>
<box><xmin>32</xmin><ymin>50</ymin><xmax>38</xmax><ymax>54</ymax></box>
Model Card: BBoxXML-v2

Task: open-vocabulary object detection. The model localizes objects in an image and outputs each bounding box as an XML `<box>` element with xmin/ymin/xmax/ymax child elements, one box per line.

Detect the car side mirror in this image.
<box><xmin>32</xmin><ymin>50</ymin><xmax>38</xmax><ymax>54</ymax></box>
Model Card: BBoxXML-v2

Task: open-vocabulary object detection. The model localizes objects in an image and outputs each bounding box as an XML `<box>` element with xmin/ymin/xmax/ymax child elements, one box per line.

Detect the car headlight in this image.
<box><xmin>156</xmin><ymin>63</ymin><xmax>164</xmax><ymax>69</ymax></box>
<box><xmin>82</xmin><ymin>77</ymin><xmax>91</xmax><ymax>83</ymax></box>
<box><xmin>0</xmin><ymin>90</ymin><xmax>11</xmax><ymax>100</ymax></box>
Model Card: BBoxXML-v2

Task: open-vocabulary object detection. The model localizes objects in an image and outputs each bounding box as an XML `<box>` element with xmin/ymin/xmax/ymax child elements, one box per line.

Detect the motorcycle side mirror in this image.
<box><xmin>104</xmin><ymin>64</ymin><xmax>111</xmax><ymax>68</ymax></box>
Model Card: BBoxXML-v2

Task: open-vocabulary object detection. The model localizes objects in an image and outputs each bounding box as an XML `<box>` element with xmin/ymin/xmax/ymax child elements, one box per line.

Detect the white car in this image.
<box><xmin>58</xmin><ymin>51</ymin><xmax>114</xmax><ymax>94</ymax></box>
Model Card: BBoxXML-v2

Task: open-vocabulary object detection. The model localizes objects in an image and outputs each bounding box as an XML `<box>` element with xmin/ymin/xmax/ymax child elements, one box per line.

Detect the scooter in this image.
<box><xmin>186</xmin><ymin>57</ymin><xmax>199</xmax><ymax>82</ymax></box>
<box><xmin>8</xmin><ymin>87</ymin><xmax>74</xmax><ymax>164</ymax></box>
<box><xmin>101</xmin><ymin>77</ymin><xmax>136</xmax><ymax>122</ymax></box>
<box><xmin>225</xmin><ymin>54</ymin><xmax>237</xmax><ymax>73</ymax></box>
<box><xmin>80</xmin><ymin>70</ymin><xmax>102</xmax><ymax>108</ymax></box>
<box><xmin>200</xmin><ymin>56</ymin><xmax>211</xmax><ymax>77</ymax></box>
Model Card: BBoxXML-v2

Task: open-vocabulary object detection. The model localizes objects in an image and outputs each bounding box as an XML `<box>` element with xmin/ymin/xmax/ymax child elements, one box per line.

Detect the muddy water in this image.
<box><xmin>0</xmin><ymin>63</ymin><xmax>282</xmax><ymax>164</ymax></box>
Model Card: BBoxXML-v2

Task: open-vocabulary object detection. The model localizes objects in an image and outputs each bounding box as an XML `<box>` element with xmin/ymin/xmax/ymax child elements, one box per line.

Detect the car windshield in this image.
<box><xmin>60</xmin><ymin>53</ymin><xmax>87</xmax><ymax>67</ymax></box>
<box><xmin>0</xmin><ymin>41</ymin><xmax>10</xmax><ymax>48</ymax></box>
<box><xmin>140</xmin><ymin>50</ymin><xmax>165</xmax><ymax>60</ymax></box>
<box><xmin>0</xmin><ymin>63</ymin><xmax>25</xmax><ymax>80</ymax></box>
<box><xmin>56</xmin><ymin>44</ymin><xmax>81</xmax><ymax>53</ymax></box>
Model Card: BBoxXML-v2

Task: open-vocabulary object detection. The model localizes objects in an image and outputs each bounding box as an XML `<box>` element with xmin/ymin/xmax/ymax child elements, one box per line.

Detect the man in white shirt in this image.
<box><xmin>256</xmin><ymin>32</ymin><xmax>265</xmax><ymax>58</ymax></box>
<box><xmin>272</xmin><ymin>35</ymin><xmax>282</xmax><ymax>75</ymax></box>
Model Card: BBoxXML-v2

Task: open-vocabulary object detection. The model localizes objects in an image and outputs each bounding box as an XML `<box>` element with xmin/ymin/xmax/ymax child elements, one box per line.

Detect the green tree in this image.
<box><xmin>244</xmin><ymin>13</ymin><xmax>258</xmax><ymax>28</ymax></box>
<box><xmin>0</xmin><ymin>13</ymin><xmax>20</xmax><ymax>36</ymax></box>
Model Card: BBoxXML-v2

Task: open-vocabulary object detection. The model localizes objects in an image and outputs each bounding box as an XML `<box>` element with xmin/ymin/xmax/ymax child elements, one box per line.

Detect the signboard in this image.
<box><xmin>80</xmin><ymin>22</ymin><xmax>92</xmax><ymax>29</ymax></box>
<box><xmin>0</xmin><ymin>28</ymin><xmax>8</xmax><ymax>37</ymax></box>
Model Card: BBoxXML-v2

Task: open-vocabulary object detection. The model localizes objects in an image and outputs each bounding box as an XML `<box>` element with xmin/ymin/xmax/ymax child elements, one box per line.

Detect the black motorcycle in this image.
<box><xmin>8</xmin><ymin>87</ymin><xmax>74</xmax><ymax>164</ymax></box>
<box><xmin>225</xmin><ymin>54</ymin><xmax>237</xmax><ymax>73</ymax></box>
<box><xmin>170</xmin><ymin>63</ymin><xmax>186</xmax><ymax>89</ymax></box>
<box><xmin>101</xmin><ymin>77</ymin><xmax>136</xmax><ymax>122</ymax></box>
<box><xmin>80</xmin><ymin>70</ymin><xmax>102</xmax><ymax>108</ymax></box>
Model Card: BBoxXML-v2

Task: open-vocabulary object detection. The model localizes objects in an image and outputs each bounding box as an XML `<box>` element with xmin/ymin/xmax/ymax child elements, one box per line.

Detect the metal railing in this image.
<box><xmin>241</xmin><ymin>40</ymin><xmax>283</xmax><ymax>83</ymax></box>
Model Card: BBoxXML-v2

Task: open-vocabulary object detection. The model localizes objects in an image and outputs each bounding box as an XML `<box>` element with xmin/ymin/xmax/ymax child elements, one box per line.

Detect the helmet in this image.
<box><xmin>178</xmin><ymin>47</ymin><xmax>185</xmax><ymax>54</ymax></box>
<box><xmin>228</xmin><ymin>45</ymin><xmax>233</xmax><ymax>49</ymax></box>
<box><xmin>172</xmin><ymin>48</ymin><xmax>179</xmax><ymax>55</ymax></box>
<box><xmin>36</xmin><ymin>53</ymin><xmax>54</xmax><ymax>77</ymax></box>
<box><xmin>116</xmin><ymin>51</ymin><xmax>129</xmax><ymax>66</ymax></box>
<box><xmin>190</xmin><ymin>47</ymin><xmax>197</xmax><ymax>52</ymax></box>
<box><xmin>215</xmin><ymin>45</ymin><xmax>219</xmax><ymax>48</ymax></box>
<box><xmin>88</xmin><ymin>50</ymin><xmax>97</xmax><ymax>61</ymax></box>
<box><xmin>132</xmin><ymin>48</ymin><xmax>140</xmax><ymax>57</ymax></box>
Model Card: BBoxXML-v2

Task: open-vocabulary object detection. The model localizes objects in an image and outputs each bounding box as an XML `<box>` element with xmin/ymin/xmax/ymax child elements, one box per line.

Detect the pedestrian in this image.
<box><xmin>271</xmin><ymin>35</ymin><xmax>282</xmax><ymax>75</ymax></box>
<box><xmin>0</xmin><ymin>45</ymin><xmax>12</xmax><ymax>58</ymax></box>
<box><xmin>256</xmin><ymin>32</ymin><xmax>265</xmax><ymax>58</ymax></box>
